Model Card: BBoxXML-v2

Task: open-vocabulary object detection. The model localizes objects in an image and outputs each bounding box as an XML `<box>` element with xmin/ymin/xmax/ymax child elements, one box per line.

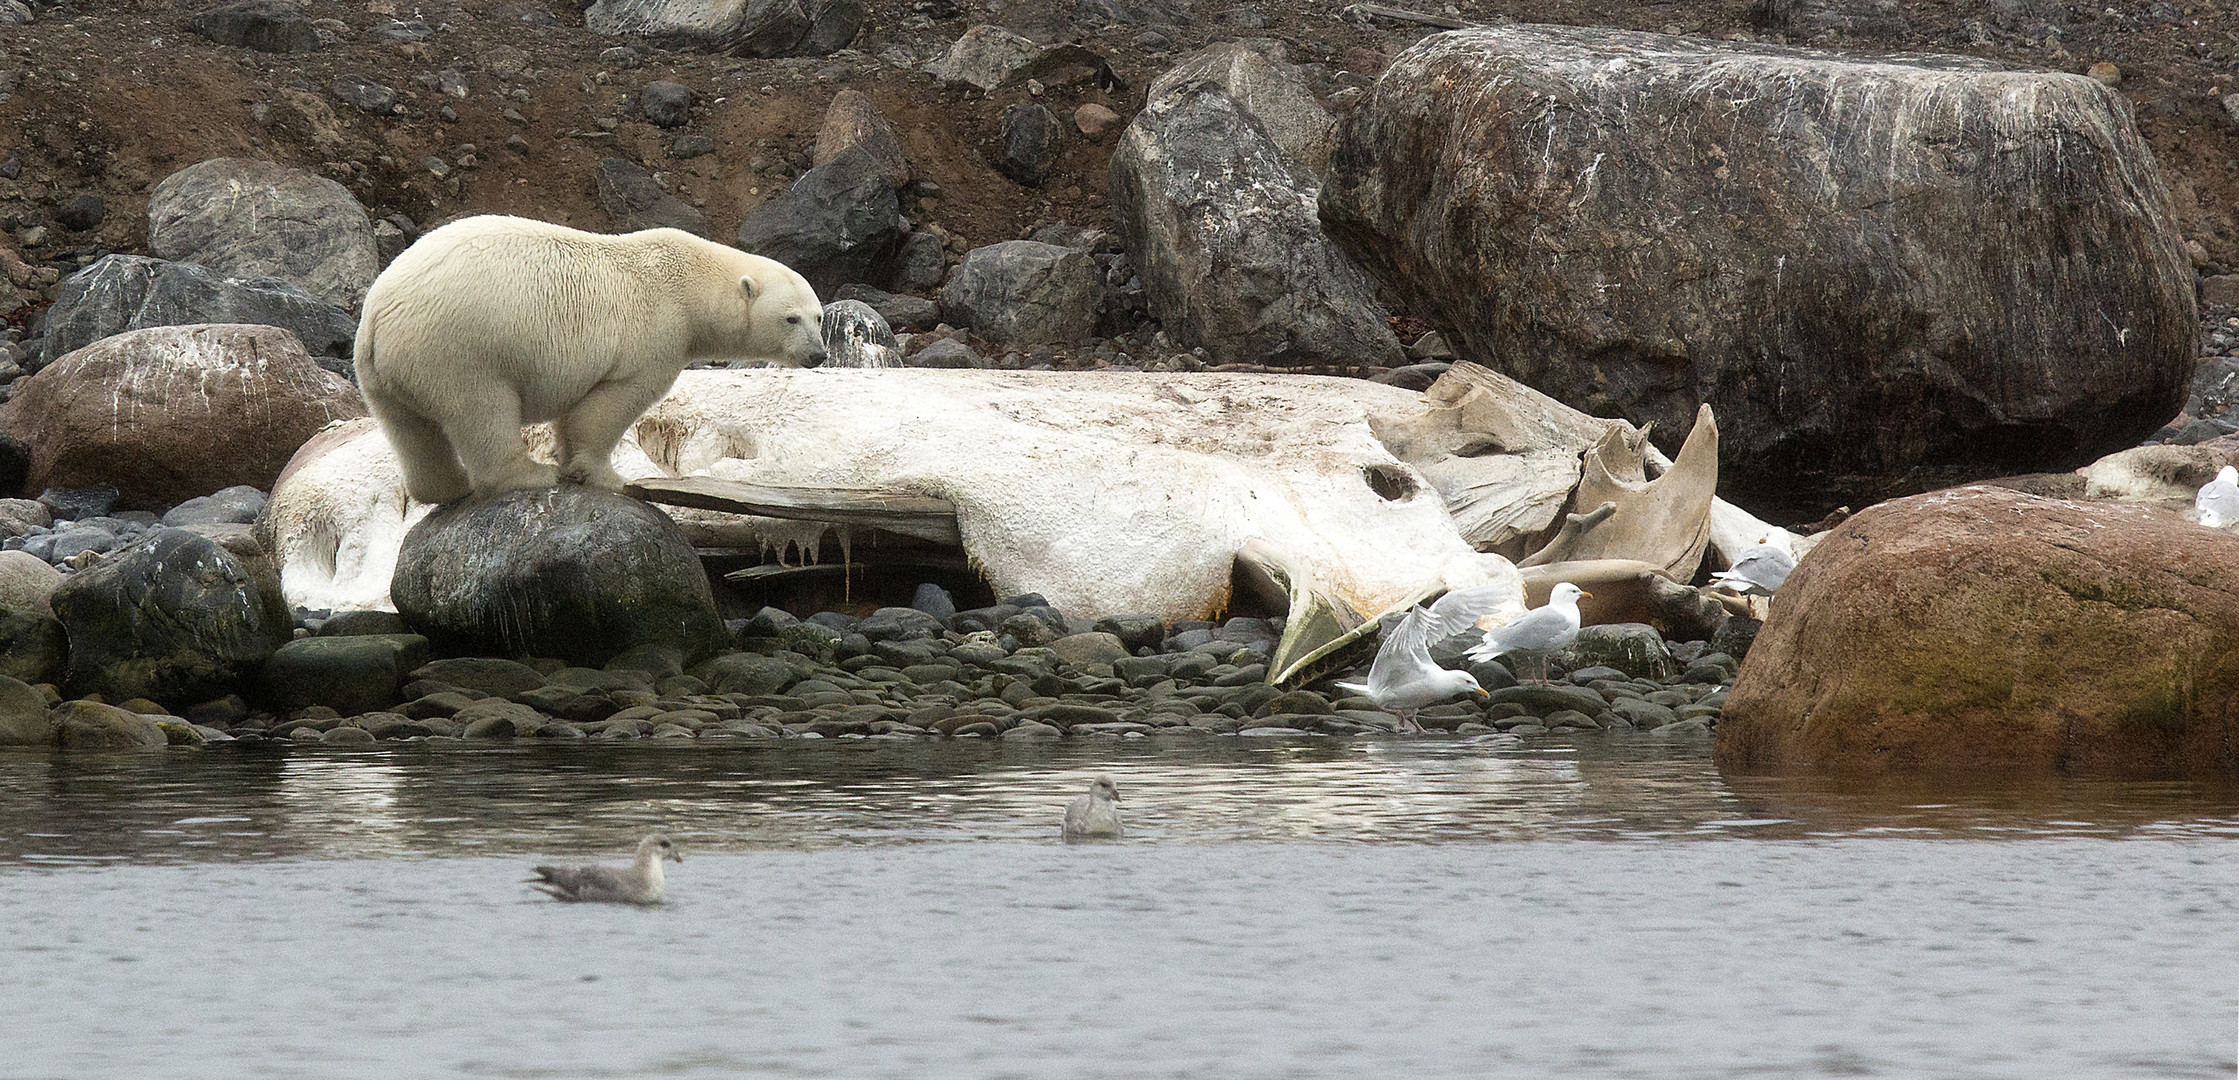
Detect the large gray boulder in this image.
<box><xmin>735</xmin><ymin>145</ymin><xmax>904</xmax><ymax>297</ymax></box>
<box><xmin>927</xmin><ymin>25</ymin><xmax>1039</xmax><ymax>91</ymax></box>
<box><xmin>145</xmin><ymin>158</ymin><xmax>378</xmax><ymax>310</ymax></box>
<box><xmin>821</xmin><ymin>299</ymin><xmax>900</xmax><ymax>367</ymax></box>
<box><xmin>1148</xmin><ymin>41</ymin><xmax>1334</xmax><ymax>176</ymax></box>
<box><xmin>1319</xmin><ymin>26</ymin><xmax>2197</xmax><ymax>513</ymax></box>
<box><xmin>585</xmin><ymin>0</ymin><xmax>864</xmax><ymax>58</ymax></box>
<box><xmin>1110</xmin><ymin>82</ymin><xmax>1403</xmax><ymax>369</ymax></box>
<box><xmin>51</xmin><ymin>529</ymin><xmax>295</xmax><ymax>708</ymax></box>
<box><xmin>2</xmin><ymin>324</ymin><xmax>367</xmax><ymax>510</ymax></box>
<box><xmin>390</xmin><ymin>488</ymin><xmax>726</xmax><ymax>668</ymax></box>
<box><xmin>938</xmin><ymin>241</ymin><xmax>1101</xmax><ymax>346</ymax></box>
<box><xmin>38</xmin><ymin>255</ymin><xmax>356</xmax><ymax>368</ymax></box>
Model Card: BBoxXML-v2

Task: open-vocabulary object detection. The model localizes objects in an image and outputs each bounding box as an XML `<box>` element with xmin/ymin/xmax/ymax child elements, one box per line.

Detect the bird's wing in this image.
<box><xmin>1394</xmin><ymin>584</ymin><xmax>1525</xmax><ymax>657</ymax></box>
<box><xmin>2199</xmin><ymin>479</ymin><xmax>2239</xmax><ymax>522</ymax></box>
<box><xmin>529</xmin><ymin>863</ymin><xmax>632</xmax><ymax>901</ymax></box>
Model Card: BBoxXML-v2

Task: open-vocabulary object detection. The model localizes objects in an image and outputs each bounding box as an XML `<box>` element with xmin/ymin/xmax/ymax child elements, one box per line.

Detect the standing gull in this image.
<box><xmin>1465</xmin><ymin>582</ymin><xmax>1592</xmax><ymax>685</ymax></box>
<box><xmin>2197</xmin><ymin>465</ymin><xmax>2239</xmax><ymax>528</ymax></box>
<box><xmin>1335</xmin><ymin>582</ymin><xmax>1513</xmax><ymax>731</ymax></box>
<box><xmin>527</xmin><ymin>834</ymin><xmax>683</xmax><ymax>905</ymax></box>
<box><xmin>1063</xmin><ymin>776</ymin><xmax>1123</xmax><ymax>841</ymax></box>
<box><xmin>1709</xmin><ymin>537</ymin><xmax>1795</xmax><ymax>596</ymax></box>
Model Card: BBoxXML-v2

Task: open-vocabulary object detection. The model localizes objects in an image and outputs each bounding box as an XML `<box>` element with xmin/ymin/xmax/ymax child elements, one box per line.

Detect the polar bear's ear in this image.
<box><xmin>739</xmin><ymin>275</ymin><xmax>758</xmax><ymax>300</ymax></box>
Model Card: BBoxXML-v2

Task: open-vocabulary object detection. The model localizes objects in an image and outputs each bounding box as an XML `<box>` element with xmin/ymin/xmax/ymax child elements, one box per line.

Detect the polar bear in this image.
<box><xmin>353</xmin><ymin>214</ymin><xmax>826</xmax><ymax>504</ymax></box>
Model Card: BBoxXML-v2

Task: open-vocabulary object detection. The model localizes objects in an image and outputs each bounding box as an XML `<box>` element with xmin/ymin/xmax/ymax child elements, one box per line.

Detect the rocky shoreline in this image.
<box><xmin>1</xmin><ymin>593</ymin><xmax>1737</xmax><ymax>749</ymax></box>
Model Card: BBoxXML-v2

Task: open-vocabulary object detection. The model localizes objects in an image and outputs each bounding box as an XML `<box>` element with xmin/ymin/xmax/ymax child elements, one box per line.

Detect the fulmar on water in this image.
<box><xmin>527</xmin><ymin>834</ymin><xmax>683</xmax><ymax>905</ymax></box>
<box><xmin>1063</xmin><ymin>777</ymin><xmax>1123</xmax><ymax>841</ymax></box>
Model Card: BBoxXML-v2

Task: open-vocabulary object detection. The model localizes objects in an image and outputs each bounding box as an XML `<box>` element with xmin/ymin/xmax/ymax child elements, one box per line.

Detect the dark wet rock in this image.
<box><xmin>735</xmin><ymin>145</ymin><xmax>904</xmax><ymax>297</ymax></box>
<box><xmin>392</xmin><ymin>488</ymin><xmax>725</xmax><ymax>668</ymax></box>
<box><xmin>820</xmin><ymin>299</ymin><xmax>899</xmax><ymax>368</ymax></box>
<box><xmin>1486</xmin><ymin>683</ymin><xmax>1607</xmax><ymax>717</ymax></box>
<box><xmin>695</xmin><ymin>654</ymin><xmax>798</xmax><ymax>696</ymax></box>
<box><xmin>314</xmin><ymin>609</ymin><xmax>412</xmax><ymax>637</ymax></box>
<box><xmin>56</xmin><ymin>700</ymin><xmax>170</xmax><ymax>749</ymax></box>
<box><xmin>5</xmin><ymin>324</ymin><xmax>365</xmax><ymax>511</ymax></box>
<box><xmin>1561</xmin><ymin>624</ymin><xmax>1677</xmax><ymax>681</ymax></box>
<box><xmin>833</xmin><ymin>285</ymin><xmax>939</xmax><ymax>332</ymax></box>
<box><xmin>145</xmin><ymin>158</ymin><xmax>378</xmax><ymax>309</ymax></box>
<box><xmin>607</xmin><ymin>643</ymin><xmax>686</xmax><ymax>679</ymax></box>
<box><xmin>858</xmin><ymin>606</ymin><xmax>943</xmax><ymax>642</ymax></box>
<box><xmin>191</xmin><ymin>0</ymin><xmax>320</xmax><ymax>53</ymax></box>
<box><xmin>911</xmin><ymin>582</ymin><xmax>957</xmax><ymax>622</ymax></box>
<box><xmin>1111</xmin><ymin>81</ymin><xmax>1401</xmax><ymax>368</ymax></box>
<box><xmin>40</xmin><ymin>256</ymin><xmax>356</xmax><ymax>367</ymax></box>
<box><xmin>0</xmin><ymin>675</ymin><xmax>55</xmax><ymax>745</ymax></box>
<box><xmin>998</xmin><ymin>103</ymin><xmax>1063</xmax><ymax>187</ymax></box>
<box><xmin>1319</xmin><ymin>26</ymin><xmax>2195</xmax><ymax>513</ymax></box>
<box><xmin>638</xmin><ymin>80</ymin><xmax>694</xmax><ymax>127</ymax></box>
<box><xmin>1092</xmin><ymin>614</ymin><xmax>1165</xmax><ymax>653</ymax></box>
<box><xmin>409</xmin><ymin>657</ymin><xmax>549</xmax><ymax>699</ymax></box>
<box><xmin>891</xmin><ymin>231</ymin><xmax>948</xmax><ymax>293</ymax></box>
<box><xmin>260</xmin><ymin>634</ymin><xmax>430</xmax><ymax>716</ymax></box>
<box><xmin>1047</xmin><ymin>631</ymin><xmax>1129</xmax><ymax>670</ymax></box>
<box><xmin>939</xmin><ymin>241</ymin><xmax>1101</xmax><ymax>346</ymax></box>
<box><xmin>36</xmin><ymin>484</ymin><xmax>118</xmax><ymax>522</ymax></box>
<box><xmin>0</xmin><ymin>608</ymin><xmax>65</xmax><ymax>685</ymax></box>
<box><xmin>1710</xmin><ymin>617</ymin><xmax>1762</xmax><ymax>663</ymax></box>
<box><xmin>161</xmin><ymin>485</ymin><xmax>267</xmax><ymax>527</ymax></box>
<box><xmin>456</xmin><ymin>698</ymin><xmax>544</xmax><ymax>738</ymax></box>
<box><xmin>594</xmin><ymin>157</ymin><xmax>708</xmax><ymax>236</ymax></box>
<box><xmin>51</xmin><ymin>529</ymin><xmax>292</xmax><ymax>708</ymax></box>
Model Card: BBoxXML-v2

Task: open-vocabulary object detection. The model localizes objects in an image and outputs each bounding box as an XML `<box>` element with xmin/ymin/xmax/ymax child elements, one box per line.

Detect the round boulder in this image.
<box><xmin>51</xmin><ymin>528</ymin><xmax>296</xmax><ymax>708</ymax></box>
<box><xmin>1</xmin><ymin>323</ymin><xmax>367</xmax><ymax>510</ymax></box>
<box><xmin>145</xmin><ymin>157</ymin><xmax>378</xmax><ymax>309</ymax></box>
<box><xmin>391</xmin><ymin>488</ymin><xmax>726</xmax><ymax>668</ymax></box>
<box><xmin>1717</xmin><ymin>486</ymin><xmax>2239</xmax><ymax>778</ymax></box>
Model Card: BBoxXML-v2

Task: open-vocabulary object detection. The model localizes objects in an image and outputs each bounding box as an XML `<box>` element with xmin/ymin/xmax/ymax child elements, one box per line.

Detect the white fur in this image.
<box><xmin>353</xmin><ymin>214</ymin><xmax>826</xmax><ymax>504</ymax></box>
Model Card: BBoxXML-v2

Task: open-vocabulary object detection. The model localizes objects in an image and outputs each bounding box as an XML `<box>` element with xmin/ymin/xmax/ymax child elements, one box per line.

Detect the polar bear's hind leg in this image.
<box><xmin>365</xmin><ymin>395</ymin><xmax>473</xmax><ymax>505</ymax></box>
<box><xmin>447</xmin><ymin>385</ymin><xmax>561</xmax><ymax>495</ymax></box>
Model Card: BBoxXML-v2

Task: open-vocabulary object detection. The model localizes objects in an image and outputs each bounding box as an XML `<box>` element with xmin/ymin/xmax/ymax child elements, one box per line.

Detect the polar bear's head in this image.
<box><xmin>738</xmin><ymin>257</ymin><xmax>828</xmax><ymax>369</ymax></box>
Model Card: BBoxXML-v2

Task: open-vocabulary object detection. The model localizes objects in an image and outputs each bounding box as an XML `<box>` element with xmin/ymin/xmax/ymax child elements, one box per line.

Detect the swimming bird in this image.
<box><xmin>1465</xmin><ymin>582</ymin><xmax>1592</xmax><ymax>685</ymax></box>
<box><xmin>1708</xmin><ymin>537</ymin><xmax>1795</xmax><ymax>596</ymax></box>
<box><xmin>1063</xmin><ymin>776</ymin><xmax>1123</xmax><ymax>841</ymax></box>
<box><xmin>1335</xmin><ymin>582</ymin><xmax>1513</xmax><ymax>730</ymax></box>
<box><xmin>2196</xmin><ymin>465</ymin><xmax>2239</xmax><ymax>528</ymax></box>
<box><xmin>527</xmin><ymin>834</ymin><xmax>682</xmax><ymax>905</ymax></box>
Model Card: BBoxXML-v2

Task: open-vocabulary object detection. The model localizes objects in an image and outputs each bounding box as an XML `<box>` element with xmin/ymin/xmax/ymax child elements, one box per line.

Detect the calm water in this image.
<box><xmin>1</xmin><ymin>734</ymin><xmax>2234</xmax><ymax>1079</ymax></box>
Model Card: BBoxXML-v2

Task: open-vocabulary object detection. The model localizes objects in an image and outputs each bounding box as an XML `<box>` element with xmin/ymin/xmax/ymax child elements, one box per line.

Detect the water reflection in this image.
<box><xmin>2</xmin><ymin>734</ymin><xmax>2234</xmax><ymax>865</ymax></box>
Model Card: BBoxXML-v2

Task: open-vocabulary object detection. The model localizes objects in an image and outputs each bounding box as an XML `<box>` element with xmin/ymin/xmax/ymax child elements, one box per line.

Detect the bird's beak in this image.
<box><xmin>670</xmin><ymin>850</ymin><xmax>685</xmax><ymax>864</ymax></box>
<box><xmin>1579</xmin><ymin>590</ymin><xmax>1594</xmax><ymax>599</ymax></box>
<box><xmin>1472</xmin><ymin>688</ymin><xmax>1491</xmax><ymax>700</ymax></box>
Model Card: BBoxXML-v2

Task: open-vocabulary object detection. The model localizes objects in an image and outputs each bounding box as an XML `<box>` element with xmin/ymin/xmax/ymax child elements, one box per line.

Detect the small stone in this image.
<box><xmin>1074</xmin><ymin>103</ymin><xmax>1122</xmax><ymax>141</ymax></box>
<box><xmin>669</xmin><ymin>134</ymin><xmax>716</xmax><ymax>160</ymax></box>
<box><xmin>332</xmin><ymin>74</ymin><xmax>396</xmax><ymax>114</ymax></box>
<box><xmin>53</xmin><ymin>194</ymin><xmax>105</xmax><ymax>233</ymax></box>
<box><xmin>600</xmin><ymin>46</ymin><xmax>642</xmax><ymax>69</ymax></box>
<box><xmin>640</xmin><ymin>80</ymin><xmax>695</xmax><ymax>128</ymax></box>
<box><xmin>2086</xmin><ymin>61</ymin><xmax>2120</xmax><ymax>85</ymax></box>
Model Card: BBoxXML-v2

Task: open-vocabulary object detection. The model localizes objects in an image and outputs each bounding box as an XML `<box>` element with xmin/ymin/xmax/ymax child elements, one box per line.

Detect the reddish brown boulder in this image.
<box><xmin>2</xmin><ymin>323</ymin><xmax>366</xmax><ymax>509</ymax></box>
<box><xmin>1717</xmin><ymin>485</ymin><xmax>2239</xmax><ymax>778</ymax></box>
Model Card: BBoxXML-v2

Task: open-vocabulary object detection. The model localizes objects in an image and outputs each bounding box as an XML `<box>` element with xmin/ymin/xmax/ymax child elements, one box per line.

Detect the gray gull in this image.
<box><xmin>1335</xmin><ymin>582</ymin><xmax>1512</xmax><ymax>730</ymax></box>
<box><xmin>1709</xmin><ymin>537</ymin><xmax>1795</xmax><ymax>596</ymax></box>
<box><xmin>1062</xmin><ymin>776</ymin><xmax>1123</xmax><ymax>841</ymax></box>
<box><xmin>1465</xmin><ymin>582</ymin><xmax>1591</xmax><ymax>685</ymax></box>
<box><xmin>527</xmin><ymin>834</ymin><xmax>682</xmax><ymax>905</ymax></box>
<box><xmin>2197</xmin><ymin>465</ymin><xmax>2239</xmax><ymax>528</ymax></box>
